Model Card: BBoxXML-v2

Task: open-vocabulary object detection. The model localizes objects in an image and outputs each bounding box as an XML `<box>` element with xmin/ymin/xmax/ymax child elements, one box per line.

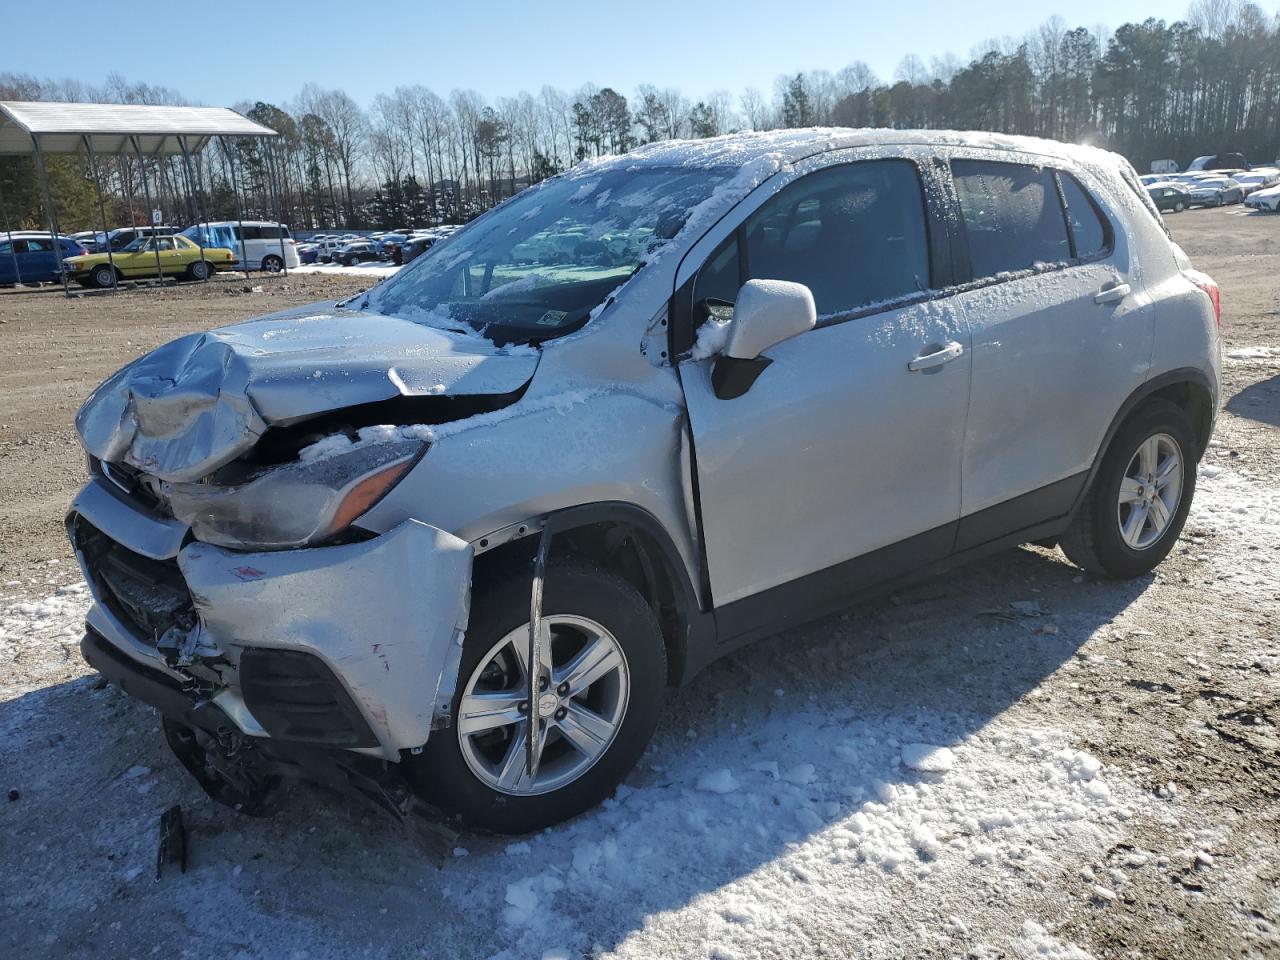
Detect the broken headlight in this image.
<box><xmin>163</xmin><ymin>440</ymin><xmax>423</xmax><ymax>550</ymax></box>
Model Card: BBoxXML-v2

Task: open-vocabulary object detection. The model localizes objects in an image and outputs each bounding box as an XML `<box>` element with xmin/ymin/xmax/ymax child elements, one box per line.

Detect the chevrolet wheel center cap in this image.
<box><xmin>538</xmin><ymin>693</ymin><xmax>559</xmax><ymax>718</ymax></box>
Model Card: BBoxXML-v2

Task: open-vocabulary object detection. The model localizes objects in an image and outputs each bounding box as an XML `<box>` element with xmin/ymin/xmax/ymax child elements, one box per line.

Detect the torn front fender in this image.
<box><xmin>178</xmin><ymin>519</ymin><xmax>472</xmax><ymax>759</ymax></box>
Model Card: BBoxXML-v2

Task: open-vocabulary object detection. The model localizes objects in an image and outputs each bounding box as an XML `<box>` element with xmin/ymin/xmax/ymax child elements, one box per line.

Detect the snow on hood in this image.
<box><xmin>76</xmin><ymin>303</ymin><xmax>539</xmax><ymax>483</ymax></box>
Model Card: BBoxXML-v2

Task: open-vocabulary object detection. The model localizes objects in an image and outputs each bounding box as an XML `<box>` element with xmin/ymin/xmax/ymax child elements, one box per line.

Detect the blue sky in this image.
<box><xmin>8</xmin><ymin>0</ymin><xmax>1189</xmax><ymax>108</ymax></box>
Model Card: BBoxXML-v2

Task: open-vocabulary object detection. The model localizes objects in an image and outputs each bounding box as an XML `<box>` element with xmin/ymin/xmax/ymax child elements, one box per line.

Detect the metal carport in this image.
<box><xmin>0</xmin><ymin>101</ymin><xmax>282</xmax><ymax>295</ymax></box>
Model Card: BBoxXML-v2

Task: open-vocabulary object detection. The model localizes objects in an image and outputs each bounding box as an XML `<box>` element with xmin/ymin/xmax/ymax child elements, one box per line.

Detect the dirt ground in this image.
<box><xmin>1</xmin><ymin>209</ymin><xmax>1278</xmax><ymax>959</ymax></box>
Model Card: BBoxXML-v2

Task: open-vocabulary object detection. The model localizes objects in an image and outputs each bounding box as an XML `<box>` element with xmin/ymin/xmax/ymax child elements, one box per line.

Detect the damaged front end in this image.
<box><xmin>65</xmin><ymin>303</ymin><xmax>537</xmax><ymax>831</ymax></box>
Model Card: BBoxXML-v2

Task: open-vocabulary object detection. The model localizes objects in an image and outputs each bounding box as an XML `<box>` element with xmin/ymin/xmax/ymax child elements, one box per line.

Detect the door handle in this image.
<box><xmin>1094</xmin><ymin>281</ymin><xmax>1131</xmax><ymax>304</ymax></box>
<box><xmin>907</xmin><ymin>341</ymin><xmax>964</xmax><ymax>372</ymax></box>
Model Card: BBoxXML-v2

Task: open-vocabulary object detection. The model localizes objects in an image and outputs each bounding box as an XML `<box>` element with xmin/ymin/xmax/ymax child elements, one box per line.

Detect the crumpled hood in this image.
<box><xmin>76</xmin><ymin>303</ymin><xmax>539</xmax><ymax>482</ymax></box>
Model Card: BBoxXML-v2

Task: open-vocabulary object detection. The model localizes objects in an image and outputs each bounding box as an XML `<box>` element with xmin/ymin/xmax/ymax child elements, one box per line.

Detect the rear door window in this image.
<box><xmin>952</xmin><ymin>160</ymin><xmax>1071</xmax><ymax>278</ymax></box>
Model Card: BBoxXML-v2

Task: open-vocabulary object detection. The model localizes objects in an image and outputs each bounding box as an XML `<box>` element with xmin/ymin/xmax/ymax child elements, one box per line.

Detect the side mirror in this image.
<box><xmin>724</xmin><ymin>279</ymin><xmax>817</xmax><ymax>360</ymax></box>
<box><xmin>711</xmin><ymin>279</ymin><xmax>816</xmax><ymax>400</ymax></box>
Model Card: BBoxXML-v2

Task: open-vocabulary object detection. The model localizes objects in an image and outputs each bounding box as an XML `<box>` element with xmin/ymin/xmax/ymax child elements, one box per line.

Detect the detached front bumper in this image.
<box><xmin>69</xmin><ymin>478</ymin><xmax>473</xmax><ymax>761</ymax></box>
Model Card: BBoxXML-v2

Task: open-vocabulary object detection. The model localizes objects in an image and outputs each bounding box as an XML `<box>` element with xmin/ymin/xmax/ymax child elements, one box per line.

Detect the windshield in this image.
<box><xmin>371</xmin><ymin>164</ymin><xmax>730</xmax><ymax>345</ymax></box>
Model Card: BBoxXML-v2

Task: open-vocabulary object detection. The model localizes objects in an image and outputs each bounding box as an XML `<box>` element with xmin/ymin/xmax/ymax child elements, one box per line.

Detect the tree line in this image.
<box><xmin>2</xmin><ymin>0</ymin><xmax>1279</xmax><ymax>234</ymax></box>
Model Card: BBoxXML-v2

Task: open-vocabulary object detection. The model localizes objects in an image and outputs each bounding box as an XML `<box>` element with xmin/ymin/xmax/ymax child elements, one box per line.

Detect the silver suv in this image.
<box><xmin>69</xmin><ymin>130</ymin><xmax>1221</xmax><ymax>835</ymax></box>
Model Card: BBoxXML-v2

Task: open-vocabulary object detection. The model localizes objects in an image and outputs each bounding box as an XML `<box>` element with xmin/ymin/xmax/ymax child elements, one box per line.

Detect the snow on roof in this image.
<box><xmin>584</xmin><ymin>127</ymin><xmax>1128</xmax><ymax>174</ymax></box>
<box><xmin>0</xmin><ymin>101</ymin><xmax>277</xmax><ymax>155</ymax></box>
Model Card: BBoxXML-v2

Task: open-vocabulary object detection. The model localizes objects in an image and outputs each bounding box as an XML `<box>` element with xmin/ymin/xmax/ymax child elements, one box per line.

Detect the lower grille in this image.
<box><xmin>239</xmin><ymin>648</ymin><xmax>378</xmax><ymax>748</ymax></box>
<box><xmin>72</xmin><ymin>517</ymin><xmax>194</xmax><ymax>646</ymax></box>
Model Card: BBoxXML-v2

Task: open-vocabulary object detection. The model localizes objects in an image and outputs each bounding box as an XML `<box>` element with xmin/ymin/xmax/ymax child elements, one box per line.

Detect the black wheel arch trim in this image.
<box><xmin>1073</xmin><ymin>367</ymin><xmax>1216</xmax><ymax>517</ymax></box>
<box><xmin>477</xmin><ymin>500</ymin><xmax>717</xmax><ymax>686</ymax></box>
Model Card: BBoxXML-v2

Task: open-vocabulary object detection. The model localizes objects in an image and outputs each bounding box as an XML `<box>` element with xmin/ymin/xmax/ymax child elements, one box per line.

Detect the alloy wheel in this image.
<box><xmin>1116</xmin><ymin>433</ymin><xmax>1183</xmax><ymax>550</ymax></box>
<box><xmin>457</xmin><ymin>615</ymin><xmax>630</xmax><ymax>796</ymax></box>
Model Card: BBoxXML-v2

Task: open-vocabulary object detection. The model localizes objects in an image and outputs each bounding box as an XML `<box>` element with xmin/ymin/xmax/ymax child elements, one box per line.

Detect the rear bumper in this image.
<box><xmin>69</xmin><ymin>478</ymin><xmax>474</xmax><ymax>761</ymax></box>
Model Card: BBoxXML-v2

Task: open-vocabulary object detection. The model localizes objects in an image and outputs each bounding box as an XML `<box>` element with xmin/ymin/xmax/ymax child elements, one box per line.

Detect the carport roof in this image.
<box><xmin>0</xmin><ymin>101</ymin><xmax>277</xmax><ymax>155</ymax></box>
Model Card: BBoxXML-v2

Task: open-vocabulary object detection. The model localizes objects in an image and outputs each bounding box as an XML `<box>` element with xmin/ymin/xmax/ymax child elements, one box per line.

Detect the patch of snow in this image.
<box><xmin>901</xmin><ymin>743</ymin><xmax>956</xmax><ymax>773</ymax></box>
<box><xmin>697</xmin><ymin>769</ymin><xmax>739</xmax><ymax>794</ymax></box>
<box><xmin>1225</xmin><ymin>345</ymin><xmax>1279</xmax><ymax>360</ymax></box>
<box><xmin>1011</xmin><ymin>920</ymin><xmax>1096</xmax><ymax>959</ymax></box>
<box><xmin>290</xmin><ymin>262</ymin><xmax>401</xmax><ymax>277</ymax></box>
<box><xmin>689</xmin><ymin>315</ymin><xmax>732</xmax><ymax>361</ymax></box>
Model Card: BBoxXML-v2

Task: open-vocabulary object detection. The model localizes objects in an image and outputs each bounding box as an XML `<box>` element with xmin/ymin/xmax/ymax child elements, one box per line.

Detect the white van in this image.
<box><xmin>181</xmin><ymin>221</ymin><xmax>300</xmax><ymax>272</ymax></box>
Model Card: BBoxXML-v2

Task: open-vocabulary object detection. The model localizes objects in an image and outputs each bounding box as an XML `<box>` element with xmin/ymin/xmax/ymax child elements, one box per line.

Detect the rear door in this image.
<box><xmin>942</xmin><ymin>155</ymin><xmax>1153</xmax><ymax>548</ymax></box>
<box><xmin>680</xmin><ymin>154</ymin><xmax>972</xmax><ymax>627</ymax></box>
<box><xmin>23</xmin><ymin>237</ymin><xmax>58</xmax><ymax>281</ymax></box>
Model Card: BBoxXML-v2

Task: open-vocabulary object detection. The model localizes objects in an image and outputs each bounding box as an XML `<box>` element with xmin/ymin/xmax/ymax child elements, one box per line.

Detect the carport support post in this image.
<box><xmin>30</xmin><ymin>134</ymin><xmax>71</xmax><ymax>297</ymax></box>
<box><xmin>177</xmin><ymin>137</ymin><xmax>208</xmax><ymax>282</ymax></box>
<box><xmin>129</xmin><ymin>136</ymin><xmax>166</xmax><ymax>283</ymax></box>
<box><xmin>83</xmin><ymin>136</ymin><xmax>118</xmax><ymax>290</ymax></box>
<box><xmin>264</xmin><ymin>143</ymin><xmax>288</xmax><ymax>276</ymax></box>
<box><xmin>224</xmin><ymin>137</ymin><xmax>249</xmax><ymax>273</ymax></box>
<box><xmin>0</xmin><ymin>169</ymin><xmax>23</xmax><ymax>285</ymax></box>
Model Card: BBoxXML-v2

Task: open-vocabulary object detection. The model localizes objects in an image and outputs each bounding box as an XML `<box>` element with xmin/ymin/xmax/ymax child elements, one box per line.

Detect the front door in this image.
<box><xmin>679</xmin><ymin>158</ymin><xmax>972</xmax><ymax>635</ymax></box>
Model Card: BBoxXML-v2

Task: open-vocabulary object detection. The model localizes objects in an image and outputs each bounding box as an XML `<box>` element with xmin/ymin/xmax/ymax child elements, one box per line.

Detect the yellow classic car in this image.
<box><xmin>64</xmin><ymin>234</ymin><xmax>238</xmax><ymax>288</ymax></box>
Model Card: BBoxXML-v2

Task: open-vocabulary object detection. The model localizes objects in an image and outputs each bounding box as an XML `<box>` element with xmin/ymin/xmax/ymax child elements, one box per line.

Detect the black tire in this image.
<box><xmin>261</xmin><ymin>254</ymin><xmax>284</xmax><ymax>273</ymax></box>
<box><xmin>91</xmin><ymin>264</ymin><xmax>117</xmax><ymax>289</ymax></box>
<box><xmin>1060</xmin><ymin>399</ymin><xmax>1197</xmax><ymax>579</ymax></box>
<box><xmin>1173</xmin><ymin>200</ymin><xmax>1185</xmax><ymax>212</ymax></box>
<box><xmin>343</xmin><ymin>254</ymin><xmax>358</xmax><ymax>267</ymax></box>
<box><xmin>408</xmin><ymin>558</ymin><xmax>666</xmax><ymax>834</ymax></box>
<box><xmin>186</xmin><ymin>260</ymin><xmax>211</xmax><ymax>281</ymax></box>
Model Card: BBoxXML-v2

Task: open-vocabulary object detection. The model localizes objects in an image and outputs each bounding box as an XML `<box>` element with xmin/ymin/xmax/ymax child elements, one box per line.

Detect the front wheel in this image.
<box><xmin>91</xmin><ymin>264</ymin><xmax>117</xmax><ymax>289</ymax></box>
<box><xmin>261</xmin><ymin>254</ymin><xmax>283</xmax><ymax>273</ymax></box>
<box><xmin>1060</xmin><ymin>399</ymin><xmax>1197</xmax><ymax>579</ymax></box>
<box><xmin>1173</xmin><ymin>200</ymin><xmax>1185</xmax><ymax>212</ymax></box>
<box><xmin>409</xmin><ymin>559</ymin><xmax>666</xmax><ymax>834</ymax></box>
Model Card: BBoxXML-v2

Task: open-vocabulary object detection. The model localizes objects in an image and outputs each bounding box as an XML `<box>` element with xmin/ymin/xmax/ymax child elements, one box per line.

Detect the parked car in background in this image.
<box><xmin>1187</xmin><ymin>177</ymin><xmax>1244</xmax><ymax>206</ymax></box>
<box><xmin>106</xmin><ymin>226</ymin><xmax>177</xmax><ymax>251</ymax></box>
<box><xmin>316</xmin><ymin>235</ymin><xmax>359</xmax><ymax>262</ymax></box>
<box><xmin>399</xmin><ymin>233</ymin><xmax>437</xmax><ymax>264</ymax></box>
<box><xmin>181</xmin><ymin>221</ymin><xmax>300</xmax><ymax>272</ymax></box>
<box><xmin>63</xmin><ymin>234</ymin><xmax>238</xmax><ymax>288</ymax></box>
<box><xmin>1244</xmin><ymin>183</ymin><xmax>1280</xmax><ymax>212</ymax></box>
<box><xmin>1234</xmin><ymin>171</ymin><xmax>1278</xmax><ymax>195</ymax></box>
<box><xmin>1150</xmin><ymin>158</ymin><xmax>1179</xmax><ymax>174</ymax></box>
<box><xmin>297</xmin><ymin>243</ymin><xmax>320</xmax><ymax>264</ymax></box>
<box><xmin>1187</xmin><ymin>152</ymin><xmax>1249</xmax><ymax>172</ymax></box>
<box><xmin>1147</xmin><ymin>182</ymin><xmax>1192</xmax><ymax>212</ymax></box>
<box><xmin>335</xmin><ymin>240</ymin><xmax>383</xmax><ymax>266</ymax></box>
<box><xmin>0</xmin><ymin>232</ymin><xmax>87</xmax><ymax>285</ymax></box>
<box><xmin>69</xmin><ymin>130</ymin><xmax>1221</xmax><ymax>835</ymax></box>
<box><xmin>71</xmin><ymin>230</ymin><xmax>106</xmax><ymax>253</ymax></box>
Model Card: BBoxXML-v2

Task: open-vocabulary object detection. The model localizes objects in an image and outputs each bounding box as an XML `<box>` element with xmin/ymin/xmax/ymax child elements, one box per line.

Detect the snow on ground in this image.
<box><xmin>1</xmin><ymin>460</ymin><xmax>1276</xmax><ymax>958</ymax></box>
<box><xmin>290</xmin><ymin>261</ymin><xmax>402</xmax><ymax>278</ymax></box>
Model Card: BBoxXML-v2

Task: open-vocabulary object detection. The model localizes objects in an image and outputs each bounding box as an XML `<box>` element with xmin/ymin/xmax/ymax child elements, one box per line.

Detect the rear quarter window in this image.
<box><xmin>1056</xmin><ymin>173</ymin><xmax>1111</xmax><ymax>259</ymax></box>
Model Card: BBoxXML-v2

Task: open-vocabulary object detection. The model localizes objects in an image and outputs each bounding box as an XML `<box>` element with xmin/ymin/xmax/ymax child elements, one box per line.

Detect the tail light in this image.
<box><xmin>1189</xmin><ymin>273</ymin><xmax>1221</xmax><ymax>329</ymax></box>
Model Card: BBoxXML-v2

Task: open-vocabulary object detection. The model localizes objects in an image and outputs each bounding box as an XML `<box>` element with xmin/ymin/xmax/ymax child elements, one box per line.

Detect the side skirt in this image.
<box><xmin>677</xmin><ymin>476</ymin><xmax>1085</xmax><ymax>683</ymax></box>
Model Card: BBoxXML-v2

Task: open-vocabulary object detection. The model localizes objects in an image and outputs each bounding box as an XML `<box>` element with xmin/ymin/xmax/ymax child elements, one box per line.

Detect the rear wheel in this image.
<box><xmin>261</xmin><ymin>254</ymin><xmax>283</xmax><ymax>273</ymax></box>
<box><xmin>1060</xmin><ymin>399</ymin><xmax>1197</xmax><ymax>579</ymax></box>
<box><xmin>91</xmin><ymin>264</ymin><xmax>117</xmax><ymax>289</ymax></box>
<box><xmin>186</xmin><ymin>260</ymin><xmax>211</xmax><ymax>281</ymax></box>
<box><xmin>408</xmin><ymin>559</ymin><xmax>666</xmax><ymax>834</ymax></box>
